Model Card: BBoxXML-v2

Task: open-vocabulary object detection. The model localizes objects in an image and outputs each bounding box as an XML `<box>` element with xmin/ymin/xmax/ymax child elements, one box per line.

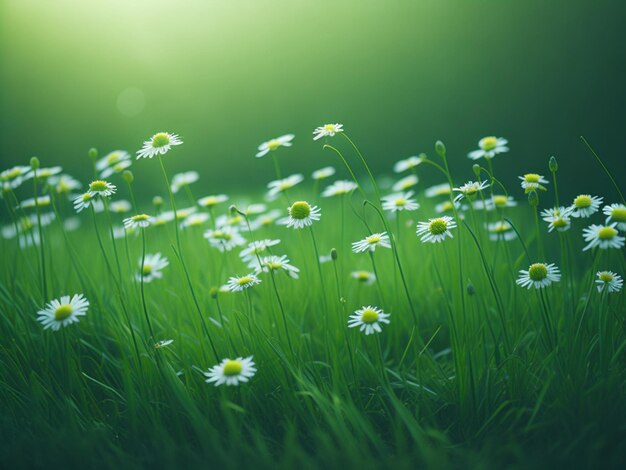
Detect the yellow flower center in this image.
<box><xmin>82</xmin><ymin>193</ymin><xmax>92</xmax><ymax>202</ymax></box>
<box><xmin>266</xmin><ymin>139</ymin><xmax>281</xmax><ymax>150</ymax></box>
<box><xmin>361</xmin><ymin>309</ymin><xmax>379</xmax><ymax>324</ymax></box>
<box><xmin>356</xmin><ymin>271</ymin><xmax>370</xmax><ymax>281</ymax></box>
<box><xmin>290</xmin><ymin>201</ymin><xmax>311</xmax><ymax>220</ymax></box>
<box><xmin>598</xmin><ymin>226</ymin><xmax>617</xmax><ymax>240</ymax></box>
<box><xmin>267</xmin><ymin>262</ymin><xmax>282</xmax><ymax>270</ymax></box>
<box><xmin>574</xmin><ymin>195</ymin><xmax>592</xmax><ymax>208</ymax></box>
<box><xmin>201</xmin><ymin>197</ymin><xmax>218</xmax><ymax>206</ymax></box>
<box><xmin>481</xmin><ymin>136</ymin><xmax>498</xmax><ymax>150</ymax></box>
<box><xmin>528</xmin><ymin>263</ymin><xmax>548</xmax><ymax>281</ymax></box>
<box><xmin>492</xmin><ymin>195</ymin><xmax>508</xmax><ymax>207</ymax></box>
<box><xmin>524</xmin><ymin>174</ymin><xmax>541</xmax><ymax>183</ymax></box>
<box><xmin>429</xmin><ymin>219</ymin><xmax>448</xmax><ymax>235</ymax></box>
<box><xmin>89</xmin><ymin>180</ymin><xmax>108</xmax><ymax>192</ymax></box>
<box><xmin>552</xmin><ymin>218</ymin><xmax>567</xmax><ymax>228</ymax></box>
<box><xmin>223</xmin><ymin>360</ymin><xmax>243</xmax><ymax>376</ymax></box>
<box><xmin>113</xmin><ymin>163</ymin><xmax>126</xmax><ymax>172</ymax></box>
<box><xmin>395</xmin><ymin>198</ymin><xmax>407</xmax><ymax>206</ymax></box>
<box><xmin>611</xmin><ymin>208</ymin><xmax>626</xmax><ymax>222</ymax></box>
<box><xmin>107</xmin><ymin>152</ymin><xmax>122</xmax><ymax>164</ymax></box>
<box><xmin>599</xmin><ymin>272</ymin><xmax>614</xmax><ymax>283</ymax></box>
<box><xmin>237</xmin><ymin>276</ymin><xmax>253</xmax><ymax>285</ymax></box>
<box><xmin>132</xmin><ymin>214</ymin><xmax>150</xmax><ymax>222</ymax></box>
<box><xmin>143</xmin><ymin>264</ymin><xmax>153</xmax><ymax>275</ymax></box>
<box><xmin>323</xmin><ymin>124</ymin><xmax>336</xmax><ymax>132</ymax></box>
<box><xmin>54</xmin><ymin>304</ymin><xmax>73</xmax><ymax>321</ymax></box>
<box><xmin>152</xmin><ymin>133</ymin><xmax>170</xmax><ymax>148</ymax></box>
<box><xmin>214</xmin><ymin>231</ymin><xmax>232</xmax><ymax>241</ymax></box>
<box><xmin>367</xmin><ymin>235</ymin><xmax>381</xmax><ymax>244</ymax></box>
<box><xmin>6</xmin><ymin>168</ymin><xmax>21</xmax><ymax>179</ymax></box>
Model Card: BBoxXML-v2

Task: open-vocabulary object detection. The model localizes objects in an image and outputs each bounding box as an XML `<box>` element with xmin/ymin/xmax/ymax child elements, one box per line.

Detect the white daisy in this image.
<box><xmin>351</xmin><ymin>232</ymin><xmax>391</xmax><ymax>253</ymax></box>
<box><xmin>381</xmin><ymin>191</ymin><xmax>419</xmax><ymax>212</ymax></box>
<box><xmin>486</xmin><ymin>221</ymin><xmax>516</xmax><ymax>241</ymax></box>
<box><xmin>519</xmin><ymin>173</ymin><xmax>549</xmax><ymax>193</ymax></box>
<box><xmin>351</xmin><ymin>270</ymin><xmax>376</xmax><ymax>286</ymax></box>
<box><xmin>123</xmin><ymin>214</ymin><xmax>153</xmax><ymax>229</ymax></box>
<box><xmin>582</xmin><ymin>223</ymin><xmax>625</xmax><ymax>251</ymax></box>
<box><xmin>256</xmin><ymin>134</ymin><xmax>294</xmax><ymax>158</ymax></box>
<box><xmin>28</xmin><ymin>166</ymin><xmax>63</xmax><ymax>180</ymax></box>
<box><xmin>425</xmin><ymin>183</ymin><xmax>452</xmax><ymax>198</ymax></box>
<box><xmin>312</xmin><ymin>166</ymin><xmax>336</xmax><ymax>180</ymax></box>
<box><xmin>281</xmin><ymin>201</ymin><xmax>321</xmax><ymax>229</ymax></box>
<box><xmin>244</xmin><ymin>203</ymin><xmax>267</xmax><ymax>216</ymax></box>
<box><xmin>416</xmin><ymin>216</ymin><xmax>456</xmax><ymax>243</ymax></box>
<box><xmin>198</xmin><ymin>194</ymin><xmax>228</xmax><ymax>208</ymax></box>
<box><xmin>250</xmin><ymin>209</ymin><xmax>282</xmax><ymax>230</ymax></box>
<box><xmin>1</xmin><ymin>165</ymin><xmax>32</xmax><ymax>189</ymax></box>
<box><xmin>180</xmin><ymin>212</ymin><xmax>210</xmax><ymax>229</ymax></box>
<box><xmin>468</xmin><ymin>136</ymin><xmax>509</xmax><ymax>160</ymax></box>
<box><xmin>171</xmin><ymin>171</ymin><xmax>200</xmax><ymax>193</ymax></box>
<box><xmin>88</xmin><ymin>180</ymin><xmax>116</xmax><ymax>198</ymax></box>
<box><xmin>50</xmin><ymin>174</ymin><xmax>81</xmax><ymax>194</ymax></box>
<box><xmin>348</xmin><ymin>305</ymin><xmax>390</xmax><ymax>335</ymax></box>
<box><xmin>240</xmin><ymin>239</ymin><xmax>281</xmax><ymax>264</ymax></box>
<box><xmin>393</xmin><ymin>155</ymin><xmax>424</xmax><ymax>173</ymax></box>
<box><xmin>204</xmin><ymin>356</ymin><xmax>257</xmax><ymax>386</ymax></box>
<box><xmin>256</xmin><ymin>255</ymin><xmax>300</xmax><ymax>279</ymax></box>
<box><xmin>100</xmin><ymin>160</ymin><xmax>132</xmax><ymax>178</ymax></box>
<box><xmin>73</xmin><ymin>192</ymin><xmax>96</xmax><ymax>213</ymax></box>
<box><xmin>17</xmin><ymin>196</ymin><xmax>51</xmax><ymax>210</ymax></box>
<box><xmin>596</xmin><ymin>271</ymin><xmax>624</xmax><ymax>293</ymax></box>
<box><xmin>174</xmin><ymin>206</ymin><xmax>197</xmax><ymax>220</ymax></box>
<box><xmin>570</xmin><ymin>194</ymin><xmax>603</xmax><ymax>218</ymax></box>
<box><xmin>137</xmin><ymin>253</ymin><xmax>169</xmax><ymax>283</ymax></box>
<box><xmin>453</xmin><ymin>180</ymin><xmax>489</xmax><ymax>202</ymax></box>
<box><xmin>392</xmin><ymin>174</ymin><xmax>419</xmax><ymax>192</ymax></box>
<box><xmin>322</xmin><ymin>180</ymin><xmax>358</xmax><ymax>197</ymax></box>
<box><xmin>136</xmin><ymin>132</ymin><xmax>183</xmax><ymax>159</ymax></box>
<box><xmin>37</xmin><ymin>294</ymin><xmax>89</xmax><ymax>331</ymax></box>
<box><xmin>516</xmin><ymin>262</ymin><xmax>560</xmax><ymax>289</ymax></box>
<box><xmin>313</xmin><ymin>123</ymin><xmax>343</xmax><ymax>140</ymax></box>
<box><xmin>152</xmin><ymin>211</ymin><xmax>176</xmax><ymax>227</ymax></box>
<box><xmin>474</xmin><ymin>194</ymin><xmax>517</xmax><ymax>211</ymax></box>
<box><xmin>109</xmin><ymin>200</ymin><xmax>132</xmax><ymax>214</ymax></box>
<box><xmin>267</xmin><ymin>174</ymin><xmax>304</xmax><ymax>199</ymax></box>
<box><xmin>541</xmin><ymin>206</ymin><xmax>573</xmax><ymax>233</ymax></box>
<box><xmin>602</xmin><ymin>203</ymin><xmax>626</xmax><ymax>230</ymax></box>
<box><xmin>435</xmin><ymin>200</ymin><xmax>461</xmax><ymax>214</ymax></box>
<box><xmin>204</xmin><ymin>226</ymin><xmax>246</xmax><ymax>252</ymax></box>
<box><xmin>227</xmin><ymin>273</ymin><xmax>261</xmax><ymax>292</ymax></box>
<box><xmin>96</xmin><ymin>150</ymin><xmax>131</xmax><ymax>171</ymax></box>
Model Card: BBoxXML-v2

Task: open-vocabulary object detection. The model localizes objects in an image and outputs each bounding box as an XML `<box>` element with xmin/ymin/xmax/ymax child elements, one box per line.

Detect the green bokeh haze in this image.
<box><xmin>1</xmin><ymin>0</ymin><xmax>624</xmax><ymax>200</ymax></box>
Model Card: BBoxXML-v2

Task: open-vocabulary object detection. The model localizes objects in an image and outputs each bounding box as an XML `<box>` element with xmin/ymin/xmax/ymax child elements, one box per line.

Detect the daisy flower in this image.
<box><xmin>486</xmin><ymin>221</ymin><xmax>516</xmax><ymax>241</ymax></box>
<box><xmin>312</xmin><ymin>166</ymin><xmax>335</xmax><ymax>180</ymax></box>
<box><xmin>109</xmin><ymin>200</ymin><xmax>132</xmax><ymax>213</ymax></box>
<box><xmin>50</xmin><ymin>174</ymin><xmax>81</xmax><ymax>194</ymax></box>
<box><xmin>171</xmin><ymin>171</ymin><xmax>199</xmax><ymax>193</ymax></box>
<box><xmin>123</xmin><ymin>214</ymin><xmax>153</xmax><ymax>229</ymax></box>
<box><xmin>152</xmin><ymin>211</ymin><xmax>176</xmax><ymax>227</ymax></box>
<box><xmin>392</xmin><ymin>174</ymin><xmax>418</xmax><ymax>192</ymax></box>
<box><xmin>519</xmin><ymin>173</ymin><xmax>549</xmax><ymax>193</ymax></box>
<box><xmin>1</xmin><ymin>165</ymin><xmax>32</xmax><ymax>189</ymax></box>
<box><xmin>435</xmin><ymin>200</ymin><xmax>460</xmax><ymax>214</ymax></box>
<box><xmin>351</xmin><ymin>270</ymin><xmax>376</xmax><ymax>286</ymax></box>
<box><xmin>198</xmin><ymin>194</ymin><xmax>228</xmax><ymax>208</ymax></box>
<box><xmin>516</xmin><ymin>262</ymin><xmax>560</xmax><ymax>289</ymax></box>
<box><xmin>468</xmin><ymin>136</ymin><xmax>509</xmax><ymax>160</ymax></box>
<box><xmin>88</xmin><ymin>180</ymin><xmax>116</xmax><ymax>198</ymax></box>
<box><xmin>137</xmin><ymin>253</ymin><xmax>169</xmax><ymax>283</ymax></box>
<box><xmin>204</xmin><ymin>356</ymin><xmax>256</xmax><ymax>386</ymax></box>
<box><xmin>244</xmin><ymin>203</ymin><xmax>267</xmax><ymax>216</ymax></box>
<box><xmin>96</xmin><ymin>150</ymin><xmax>131</xmax><ymax>171</ymax></box>
<box><xmin>37</xmin><ymin>294</ymin><xmax>89</xmax><ymax>331</ymax></box>
<box><xmin>381</xmin><ymin>191</ymin><xmax>419</xmax><ymax>212</ymax></box>
<box><xmin>240</xmin><ymin>239</ymin><xmax>281</xmax><ymax>264</ymax></box>
<box><xmin>393</xmin><ymin>155</ymin><xmax>425</xmax><ymax>173</ymax></box>
<box><xmin>474</xmin><ymin>194</ymin><xmax>517</xmax><ymax>211</ymax></box>
<box><xmin>425</xmin><ymin>183</ymin><xmax>452</xmax><ymax>198</ymax></box>
<box><xmin>100</xmin><ymin>160</ymin><xmax>132</xmax><ymax>178</ymax></box>
<box><xmin>255</xmin><ymin>134</ymin><xmax>294</xmax><ymax>158</ymax></box>
<box><xmin>256</xmin><ymin>255</ymin><xmax>300</xmax><ymax>279</ymax></box>
<box><xmin>453</xmin><ymin>180</ymin><xmax>489</xmax><ymax>202</ymax></box>
<box><xmin>73</xmin><ymin>192</ymin><xmax>96</xmax><ymax>213</ymax></box>
<box><xmin>174</xmin><ymin>206</ymin><xmax>197</xmax><ymax>220</ymax></box>
<box><xmin>180</xmin><ymin>212</ymin><xmax>210</xmax><ymax>229</ymax></box>
<box><xmin>416</xmin><ymin>216</ymin><xmax>456</xmax><ymax>243</ymax></box>
<box><xmin>204</xmin><ymin>226</ymin><xmax>246</xmax><ymax>252</ymax></box>
<box><xmin>351</xmin><ymin>232</ymin><xmax>391</xmax><ymax>253</ymax></box>
<box><xmin>602</xmin><ymin>203</ymin><xmax>626</xmax><ymax>230</ymax></box>
<box><xmin>250</xmin><ymin>209</ymin><xmax>282</xmax><ymax>230</ymax></box>
<box><xmin>596</xmin><ymin>271</ymin><xmax>624</xmax><ymax>293</ymax></box>
<box><xmin>541</xmin><ymin>206</ymin><xmax>573</xmax><ymax>232</ymax></box>
<box><xmin>227</xmin><ymin>273</ymin><xmax>262</xmax><ymax>292</ymax></box>
<box><xmin>582</xmin><ymin>223</ymin><xmax>625</xmax><ymax>251</ymax></box>
<box><xmin>570</xmin><ymin>194</ymin><xmax>603</xmax><ymax>218</ymax></box>
<box><xmin>313</xmin><ymin>123</ymin><xmax>343</xmax><ymax>140</ymax></box>
<box><xmin>322</xmin><ymin>180</ymin><xmax>358</xmax><ymax>197</ymax></box>
<box><xmin>136</xmin><ymin>132</ymin><xmax>183</xmax><ymax>159</ymax></box>
<box><xmin>28</xmin><ymin>166</ymin><xmax>63</xmax><ymax>180</ymax></box>
<box><xmin>267</xmin><ymin>174</ymin><xmax>304</xmax><ymax>199</ymax></box>
<box><xmin>281</xmin><ymin>201</ymin><xmax>321</xmax><ymax>229</ymax></box>
<box><xmin>348</xmin><ymin>306</ymin><xmax>390</xmax><ymax>335</ymax></box>
<box><xmin>17</xmin><ymin>196</ymin><xmax>51</xmax><ymax>210</ymax></box>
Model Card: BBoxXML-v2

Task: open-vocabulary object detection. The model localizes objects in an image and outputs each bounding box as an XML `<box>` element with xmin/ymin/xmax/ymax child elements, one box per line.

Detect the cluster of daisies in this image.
<box><xmin>2</xmin><ymin>126</ymin><xmax>624</xmax><ymax>389</ymax></box>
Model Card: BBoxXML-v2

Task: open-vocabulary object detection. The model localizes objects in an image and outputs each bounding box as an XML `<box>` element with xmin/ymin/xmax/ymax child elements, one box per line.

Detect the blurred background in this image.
<box><xmin>1</xmin><ymin>0</ymin><xmax>624</xmax><ymax>201</ymax></box>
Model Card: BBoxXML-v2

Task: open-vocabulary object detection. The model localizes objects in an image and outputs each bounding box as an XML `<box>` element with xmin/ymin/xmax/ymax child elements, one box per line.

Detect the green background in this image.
<box><xmin>1</xmin><ymin>0</ymin><xmax>624</xmax><ymax>200</ymax></box>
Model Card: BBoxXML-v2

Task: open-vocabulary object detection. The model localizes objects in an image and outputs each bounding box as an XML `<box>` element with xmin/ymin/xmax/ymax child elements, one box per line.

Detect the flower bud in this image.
<box><xmin>527</xmin><ymin>189</ymin><xmax>539</xmax><ymax>207</ymax></box>
<box><xmin>88</xmin><ymin>148</ymin><xmax>98</xmax><ymax>160</ymax></box>
<box><xmin>122</xmin><ymin>170</ymin><xmax>134</xmax><ymax>184</ymax></box>
<box><xmin>209</xmin><ymin>287</ymin><xmax>219</xmax><ymax>299</ymax></box>
<box><xmin>331</xmin><ymin>248</ymin><xmax>338</xmax><ymax>261</ymax></box>
<box><xmin>29</xmin><ymin>156</ymin><xmax>40</xmax><ymax>170</ymax></box>
<box><xmin>152</xmin><ymin>196</ymin><xmax>163</xmax><ymax>207</ymax></box>
<box><xmin>472</xmin><ymin>164</ymin><xmax>481</xmax><ymax>178</ymax></box>
<box><xmin>549</xmin><ymin>156</ymin><xmax>558</xmax><ymax>173</ymax></box>
<box><xmin>435</xmin><ymin>140</ymin><xmax>446</xmax><ymax>158</ymax></box>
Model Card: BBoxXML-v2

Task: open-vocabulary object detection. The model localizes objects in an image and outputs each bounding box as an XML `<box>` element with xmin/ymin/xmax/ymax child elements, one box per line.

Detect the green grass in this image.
<box><xmin>1</xmin><ymin>134</ymin><xmax>625</xmax><ymax>469</ymax></box>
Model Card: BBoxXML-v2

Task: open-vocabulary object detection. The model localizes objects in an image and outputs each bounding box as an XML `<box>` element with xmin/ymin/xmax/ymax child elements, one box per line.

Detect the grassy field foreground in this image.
<box><xmin>1</xmin><ymin>129</ymin><xmax>625</xmax><ymax>469</ymax></box>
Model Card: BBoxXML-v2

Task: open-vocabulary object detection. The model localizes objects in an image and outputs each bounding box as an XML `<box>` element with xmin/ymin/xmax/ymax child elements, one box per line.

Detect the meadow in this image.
<box><xmin>1</xmin><ymin>127</ymin><xmax>625</xmax><ymax>469</ymax></box>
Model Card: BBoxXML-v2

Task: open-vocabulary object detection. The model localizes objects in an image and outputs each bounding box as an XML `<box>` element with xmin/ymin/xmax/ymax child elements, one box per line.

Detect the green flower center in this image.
<box><xmin>524</xmin><ymin>174</ymin><xmax>540</xmax><ymax>183</ymax></box>
<box><xmin>361</xmin><ymin>309</ymin><xmax>379</xmax><ymax>324</ymax></box>
<box><xmin>6</xmin><ymin>168</ymin><xmax>21</xmax><ymax>179</ymax></box>
<box><xmin>290</xmin><ymin>201</ymin><xmax>311</xmax><ymax>220</ymax></box>
<box><xmin>152</xmin><ymin>133</ymin><xmax>170</xmax><ymax>148</ymax></box>
<box><xmin>143</xmin><ymin>264</ymin><xmax>153</xmax><ymax>275</ymax></box>
<box><xmin>429</xmin><ymin>219</ymin><xmax>448</xmax><ymax>235</ymax></box>
<box><xmin>481</xmin><ymin>136</ymin><xmax>498</xmax><ymax>150</ymax></box>
<box><xmin>89</xmin><ymin>180</ymin><xmax>108</xmax><ymax>192</ymax></box>
<box><xmin>132</xmin><ymin>214</ymin><xmax>150</xmax><ymax>222</ymax></box>
<box><xmin>223</xmin><ymin>360</ymin><xmax>243</xmax><ymax>376</ymax></box>
<box><xmin>599</xmin><ymin>272</ymin><xmax>614</xmax><ymax>283</ymax></box>
<box><xmin>552</xmin><ymin>218</ymin><xmax>567</xmax><ymax>228</ymax></box>
<box><xmin>611</xmin><ymin>208</ymin><xmax>626</xmax><ymax>222</ymax></box>
<box><xmin>82</xmin><ymin>193</ymin><xmax>92</xmax><ymax>202</ymax></box>
<box><xmin>574</xmin><ymin>195</ymin><xmax>591</xmax><ymax>208</ymax></box>
<box><xmin>598</xmin><ymin>226</ymin><xmax>617</xmax><ymax>240</ymax></box>
<box><xmin>54</xmin><ymin>304</ymin><xmax>73</xmax><ymax>321</ymax></box>
<box><xmin>214</xmin><ymin>231</ymin><xmax>232</xmax><ymax>241</ymax></box>
<box><xmin>267</xmin><ymin>139</ymin><xmax>281</xmax><ymax>150</ymax></box>
<box><xmin>107</xmin><ymin>152</ymin><xmax>121</xmax><ymax>164</ymax></box>
<box><xmin>528</xmin><ymin>263</ymin><xmax>548</xmax><ymax>281</ymax></box>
